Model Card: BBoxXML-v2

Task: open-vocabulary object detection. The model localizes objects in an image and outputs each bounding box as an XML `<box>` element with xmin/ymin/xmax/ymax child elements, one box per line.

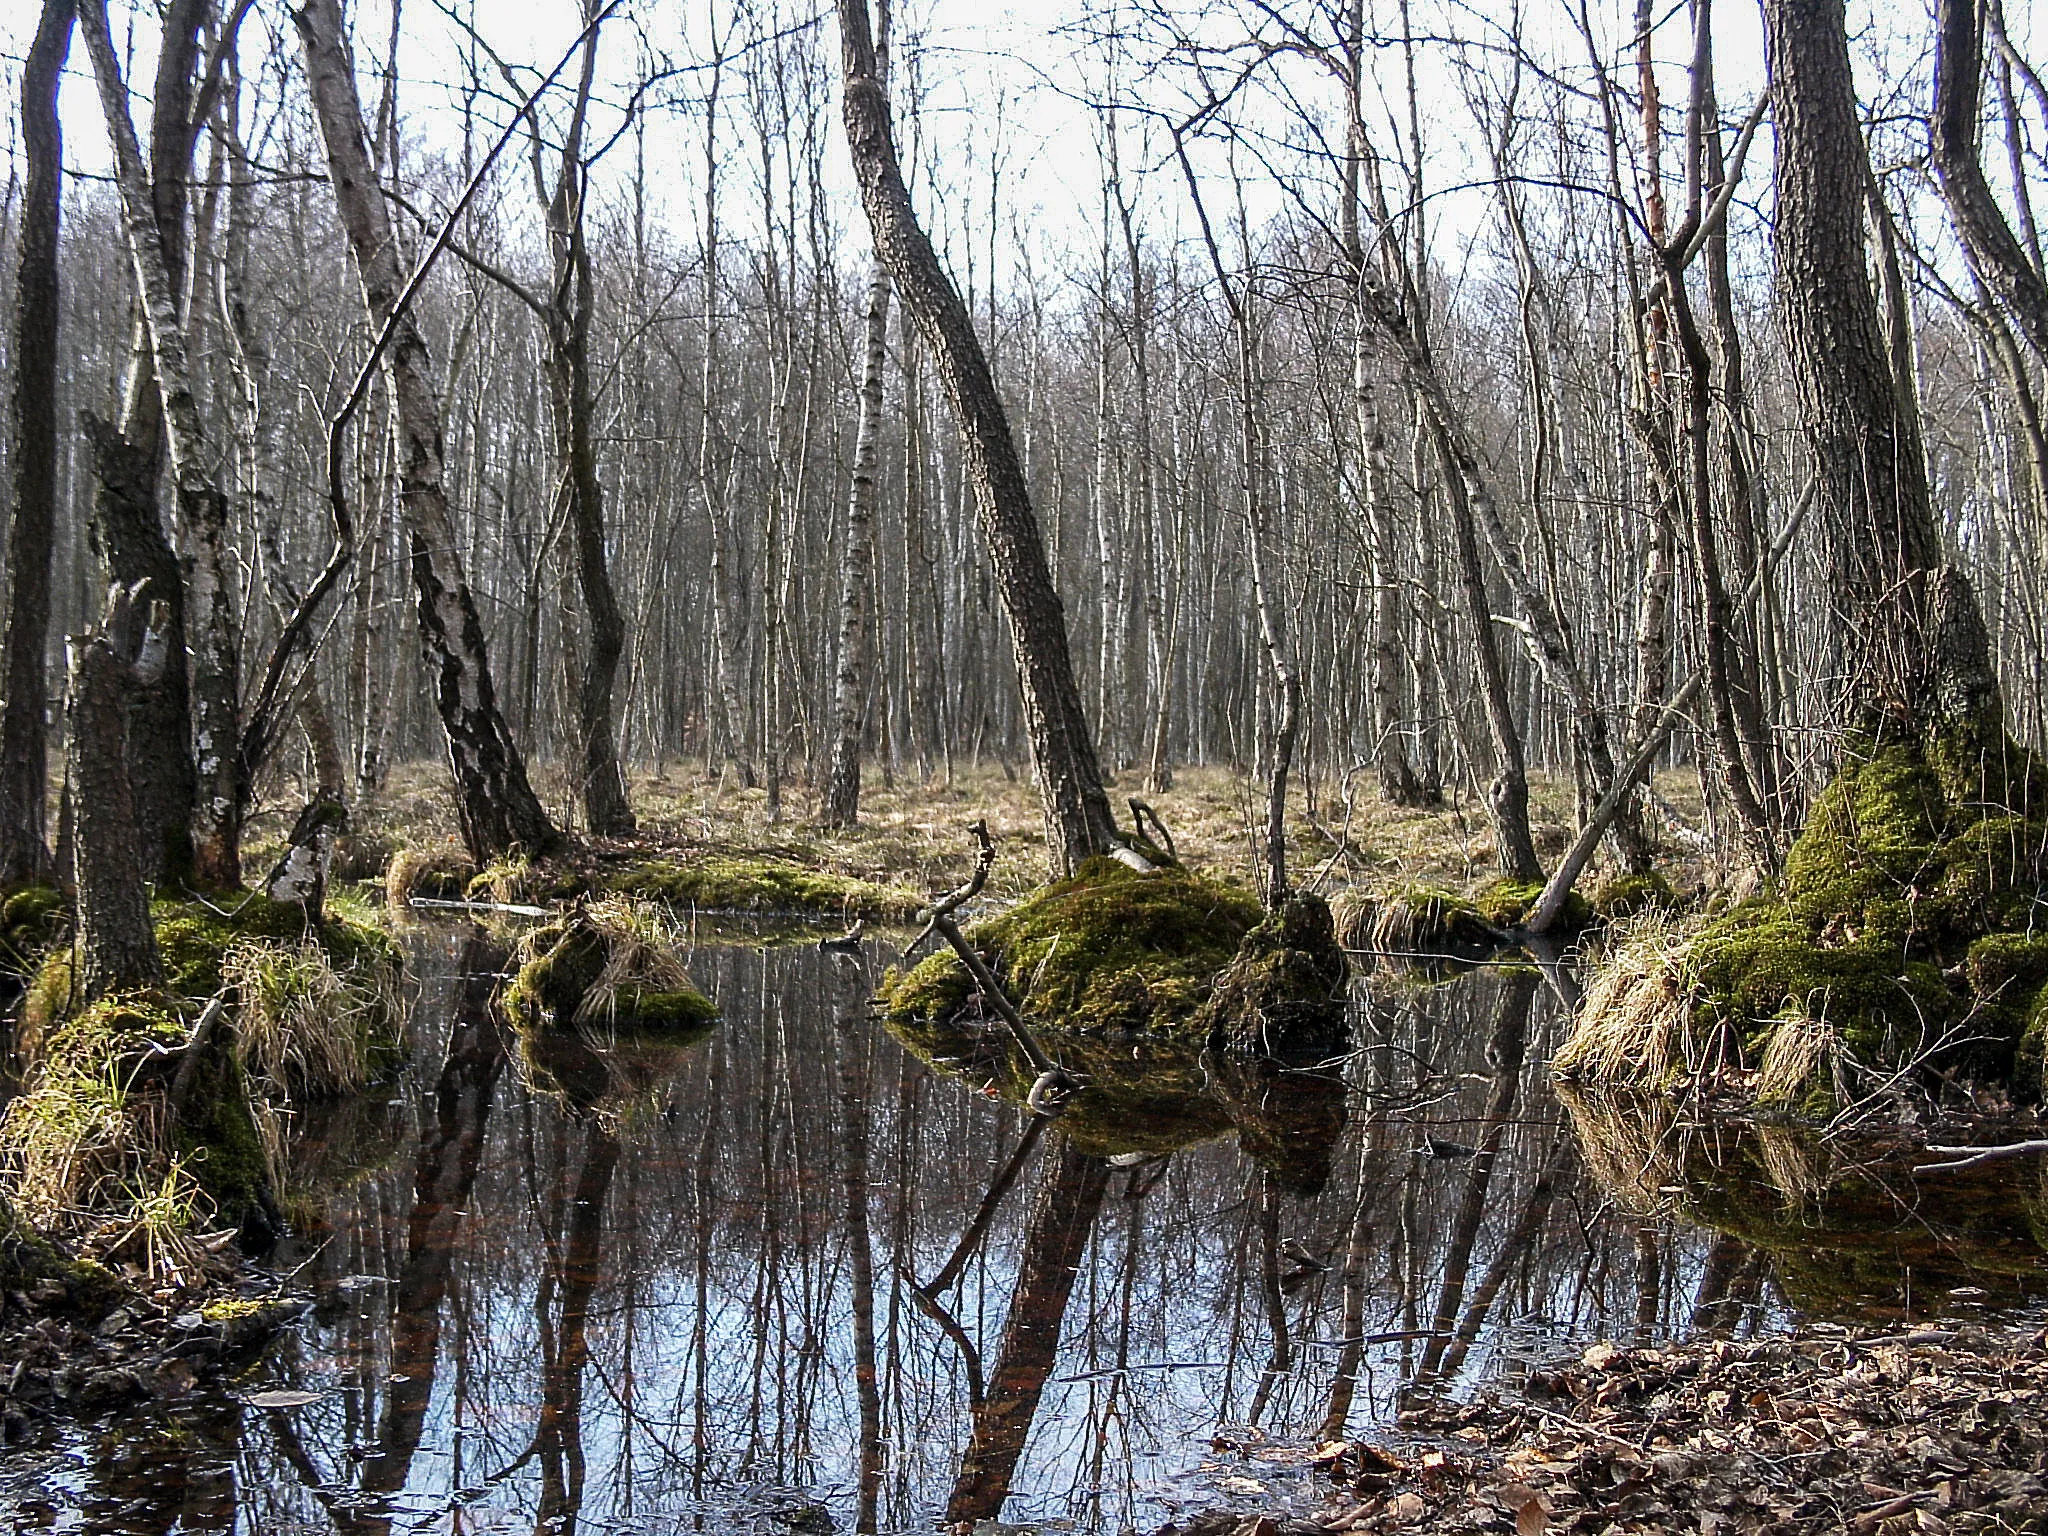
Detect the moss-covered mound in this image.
<box><xmin>875</xmin><ymin>856</ymin><xmax>1264</xmax><ymax>1036</ymax></box>
<box><xmin>1562</xmin><ymin>1089</ymin><xmax>2048</xmax><ymax>1321</ymax></box>
<box><xmin>1591</xmin><ymin>870</ymin><xmax>1681</xmax><ymax>922</ymax></box>
<box><xmin>1472</xmin><ymin>877</ymin><xmax>1594</xmax><ymax>933</ymax></box>
<box><xmin>502</xmin><ymin>899</ymin><xmax>717</xmax><ymax>1034</ymax></box>
<box><xmin>1196</xmin><ymin>893</ymin><xmax>1350</xmax><ymax>1057</ymax></box>
<box><xmin>611</xmin><ymin>852</ymin><xmax>920</xmax><ymax>922</ymax></box>
<box><xmin>1566</xmin><ymin>736</ymin><xmax>2048</xmax><ymax>1101</ymax></box>
<box><xmin>0</xmin><ymin>1190</ymin><xmax>124</xmax><ymax>1315</ymax></box>
<box><xmin>0</xmin><ymin>992</ymin><xmax>273</xmax><ymax>1247</ymax></box>
<box><xmin>152</xmin><ymin>893</ymin><xmax>401</xmax><ymax>1002</ymax></box>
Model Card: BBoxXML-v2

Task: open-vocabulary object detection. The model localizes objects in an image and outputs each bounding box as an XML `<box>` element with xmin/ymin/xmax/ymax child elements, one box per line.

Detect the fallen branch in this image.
<box><xmin>913</xmin><ymin>821</ymin><xmax>1085</xmax><ymax>1114</ymax></box>
<box><xmin>1913</xmin><ymin>1139</ymin><xmax>2048</xmax><ymax>1175</ymax></box>
<box><xmin>408</xmin><ymin>896</ymin><xmax>552</xmax><ymax>918</ymax></box>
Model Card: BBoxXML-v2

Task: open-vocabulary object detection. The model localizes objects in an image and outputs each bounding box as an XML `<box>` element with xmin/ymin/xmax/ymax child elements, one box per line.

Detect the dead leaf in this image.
<box><xmin>240</xmin><ymin>1388</ymin><xmax>326</xmax><ymax>1409</ymax></box>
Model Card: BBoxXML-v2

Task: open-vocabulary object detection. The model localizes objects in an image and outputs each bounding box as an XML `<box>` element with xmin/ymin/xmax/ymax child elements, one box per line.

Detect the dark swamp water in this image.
<box><xmin>9</xmin><ymin>923</ymin><xmax>2048</xmax><ymax>1535</ymax></box>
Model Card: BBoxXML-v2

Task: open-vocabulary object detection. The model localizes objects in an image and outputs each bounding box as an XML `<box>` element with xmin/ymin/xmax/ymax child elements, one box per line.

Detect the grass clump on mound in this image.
<box><xmin>503</xmin><ymin>898</ymin><xmax>717</xmax><ymax>1034</ymax></box>
<box><xmin>875</xmin><ymin>856</ymin><xmax>1263</xmax><ymax>1036</ymax></box>
<box><xmin>1562</xmin><ymin>735</ymin><xmax>2048</xmax><ymax>1104</ymax></box>
<box><xmin>1330</xmin><ymin>882</ymin><xmax>1502</xmax><ymax>956</ymax></box>
<box><xmin>386</xmin><ymin>841</ymin><xmax>480</xmax><ymax>910</ymax></box>
<box><xmin>1591</xmin><ymin>870</ymin><xmax>1681</xmax><ymax>922</ymax></box>
<box><xmin>1196</xmin><ymin>893</ymin><xmax>1350</xmax><ymax>1057</ymax></box>
<box><xmin>0</xmin><ymin>992</ymin><xmax>272</xmax><ymax>1276</ymax></box>
<box><xmin>612</xmin><ymin>851</ymin><xmax>920</xmax><ymax>922</ymax></box>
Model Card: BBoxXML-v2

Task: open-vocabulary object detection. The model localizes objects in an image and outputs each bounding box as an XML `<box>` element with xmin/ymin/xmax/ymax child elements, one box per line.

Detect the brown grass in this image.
<box><xmin>1552</xmin><ymin>918</ymin><xmax>1701</xmax><ymax>1088</ymax></box>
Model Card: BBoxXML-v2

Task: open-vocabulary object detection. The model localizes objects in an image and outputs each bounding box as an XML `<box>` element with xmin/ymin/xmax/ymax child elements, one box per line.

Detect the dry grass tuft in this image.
<box><xmin>1754</xmin><ymin>1006</ymin><xmax>1846</xmax><ymax>1109</ymax></box>
<box><xmin>1553</xmin><ymin>918</ymin><xmax>1701</xmax><ymax>1089</ymax></box>
<box><xmin>224</xmin><ymin>939</ymin><xmax>400</xmax><ymax>1102</ymax></box>
<box><xmin>386</xmin><ymin>840</ymin><xmax>478</xmax><ymax>913</ymax></box>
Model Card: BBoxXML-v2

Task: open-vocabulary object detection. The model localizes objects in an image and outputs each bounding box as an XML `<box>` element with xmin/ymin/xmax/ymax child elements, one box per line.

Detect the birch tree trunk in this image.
<box><xmin>837</xmin><ymin>0</ymin><xmax>1119</xmax><ymax>874</ymax></box>
<box><xmin>0</xmin><ymin>0</ymin><xmax>72</xmax><ymax>886</ymax></box>
<box><xmin>295</xmin><ymin>0</ymin><xmax>561</xmax><ymax>862</ymax></box>
<box><xmin>824</xmin><ymin>256</ymin><xmax>893</xmax><ymax>827</ymax></box>
<box><xmin>78</xmin><ymin>0</ymin><xmax>246</xmax><ymax>888</ymax></box>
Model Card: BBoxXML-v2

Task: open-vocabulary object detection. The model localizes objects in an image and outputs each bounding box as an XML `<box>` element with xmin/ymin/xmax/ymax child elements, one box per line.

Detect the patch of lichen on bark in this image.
<box><xmin>874</xmin><ymin>856</ymin><xmax>1264</xmax><ymax>1036</ymax></box>
<box><xmin>1682</xmin><ymin>733</ymin><xmax>2048</xmax><ymax>1097</ymax></box>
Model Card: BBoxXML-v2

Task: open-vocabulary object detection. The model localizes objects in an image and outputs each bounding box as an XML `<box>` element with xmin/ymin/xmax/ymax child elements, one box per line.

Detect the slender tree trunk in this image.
<box><xmin>295</xmin><ymin>0</ymin><xmax>561</xmax><ymax>862</ymax></box>
<box><xmin>826</xmin><ymin>257</ymin><xmax>893</xmax><ymax>827</ymax></box>
<box><xmin>0</xmin><ymin>0</ymin><xmax>73</xmax><ymax>886</ymax></box>
<box><xmin>838</xmin><ymin>0</ymin><xmax>1119</xmax><ymax>874</ymax></box>
<box><xmin>78</xmin><ymin>0</ymin><xmax>247</xmax><ymax>888</ymax></box>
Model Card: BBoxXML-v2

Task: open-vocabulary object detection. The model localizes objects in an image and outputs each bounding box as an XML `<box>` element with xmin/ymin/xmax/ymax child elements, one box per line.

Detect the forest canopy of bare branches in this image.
<box><xmin>0</xmin><ymin>0</ymin><xmax>2043</xmax><ymax>887</ymax></box>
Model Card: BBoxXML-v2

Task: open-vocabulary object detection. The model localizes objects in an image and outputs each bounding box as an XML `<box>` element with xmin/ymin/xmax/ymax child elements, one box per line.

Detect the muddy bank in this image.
<box><xmin>1166</xmin><ymin>1317</ymin><xmax>2048</xmax><ymax>1535</ymax></box>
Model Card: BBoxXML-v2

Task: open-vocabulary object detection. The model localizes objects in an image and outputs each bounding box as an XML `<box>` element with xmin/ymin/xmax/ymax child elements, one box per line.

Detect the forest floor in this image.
<box><xmin>306</xmin><ymin>758</ymin><xmax>1713</xmax><ymax>910</ymax></box>
<box><xmin>1165</xmin><ymin>1315</ymin><xmax>2048</xmax><ymax>1535</ymax></box>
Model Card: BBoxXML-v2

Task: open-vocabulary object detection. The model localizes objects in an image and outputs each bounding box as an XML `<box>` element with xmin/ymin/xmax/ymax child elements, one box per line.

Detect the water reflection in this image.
<box><xmin>10</xmin><ymin>939</ymin><xmax>2048</xmax><ymax>1534</ymax></box>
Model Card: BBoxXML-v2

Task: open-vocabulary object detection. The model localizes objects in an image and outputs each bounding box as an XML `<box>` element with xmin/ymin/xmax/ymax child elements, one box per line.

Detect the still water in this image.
<box><xmin>8</xmin><ymin>926</ymin><xmax>2048</xmax><ymax>1534</ymax></box>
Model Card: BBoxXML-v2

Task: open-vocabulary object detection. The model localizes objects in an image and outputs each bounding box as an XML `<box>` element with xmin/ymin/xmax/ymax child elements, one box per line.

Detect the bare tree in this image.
<box><xmin>296</xmin><ymin>0</ymin><xmax>561</xmax><ymax>862</ymax></box>
<box><xmin>0</xmin><ymin>0</ymin><xmax>73</xmax><ymax>886</ymax></box>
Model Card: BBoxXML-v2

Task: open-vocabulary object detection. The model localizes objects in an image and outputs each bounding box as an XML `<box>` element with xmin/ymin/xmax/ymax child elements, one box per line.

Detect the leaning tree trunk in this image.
<box><xmin>1765</xmin><ymin>0</ymin><xmax>2002</xmax><ymax>737</ymax></box>
<box><xmin>837</xmin><ymin>0</ymin><xmax>1120</xmax><ymax>875</ymax></box>
<box><xmin>1933</xmin><ymin>0</ymin><xmax>2048</xmax><ymax>372</ymax></box>
<box><xmin>0</xmin><ymin>0</ymin><xmax>73</xmax><ymax>887</ymax></box>
<box><xmin>825</xmin><ymin>256</ymin><xmax>893</xmax><ymax>828</ymax></box>
<box><xmin>67</xmin><ymin>590</ymin><xmax>166</xmax><ymax>1002</ymax></box>
<box><xmin>295</xmin><ymin>0</ymin><xmax>560</xmax><ymax>863</ymax></box>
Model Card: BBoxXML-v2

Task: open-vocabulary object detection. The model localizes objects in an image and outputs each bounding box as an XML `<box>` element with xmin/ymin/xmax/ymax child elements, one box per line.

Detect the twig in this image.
<box><xmin>916</xmin><ymin>822</ymin><xmax>1085</xmax><ymax>1113</ymax></box>
<box><xmin>167</xmin><ymin>990</ymin><xmax>232</xmax><ymax>1126</ymax></box>
<box><xmin>1913</xmin><ymin>1138</ymin><xmax>2048</xmax><ymax>1174</ymax></box>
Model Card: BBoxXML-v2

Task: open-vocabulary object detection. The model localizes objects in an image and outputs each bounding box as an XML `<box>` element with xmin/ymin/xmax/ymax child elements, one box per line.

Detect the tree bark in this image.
<box><xmin>1933</xmin><ymin>0</ymin><xmax>2048</xmax><ymax>371</ymax></box>
<box><xmin>295</xmin><ymin>0</ymin><xmax>561</xmax><ymax>862</ymax></box>
<box><xmin>0</xmin><ymin>0</ymin><xmax>73</xmax><ymax>886</ymax></box>
<box><xmin>1765</xmin><ymin>0</ymin><xmax>2002</xmax><ymax>736</ymax></box>
<box><xmin>77</xmin><ymin>0</ymin><xmax>247</xmax><ymax>889</ymax></box>
<box><xmin>838</xmin><ymin>0</ymin><xmax>1119</xmax><ymax>875</ymax></box>
<box><xmin>533</xmin><ymin>5</ymin><xmax>633</xmax><ymax>838</ymax></box>
<box><xmin>67</xmin><ymin>590</ymin><xmax>167</xmax><ymax>1002</ymax></box>
<box><xmin>825</xmin><ymin>256</ymin><xmax>893</xmax><ymax>827</ymax></box>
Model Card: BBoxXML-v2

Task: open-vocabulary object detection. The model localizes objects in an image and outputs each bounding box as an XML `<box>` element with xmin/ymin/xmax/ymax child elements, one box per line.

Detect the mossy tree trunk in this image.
<box><xmin>837</xmin><ymin>0</ymin><xmax>1121</xmax><ymax>876</ymax></box>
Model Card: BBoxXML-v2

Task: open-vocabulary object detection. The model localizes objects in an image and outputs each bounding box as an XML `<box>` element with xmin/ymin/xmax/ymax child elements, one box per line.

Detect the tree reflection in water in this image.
<box><xmin>17</xmin><ymin>936</ymin><xmax>2048</xmax><ymax>1536</ymax></box>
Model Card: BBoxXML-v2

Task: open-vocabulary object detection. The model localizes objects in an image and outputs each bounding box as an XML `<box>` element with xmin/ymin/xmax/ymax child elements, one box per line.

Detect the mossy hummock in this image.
<box><xmin>502</xmin><ymin>901</ymin><xmax>718</xmax><ymax>1034</ymax></box>
<box><xmin>610</xmin><ymin>852</ymin><xmax>921</xmax><ymax>922</ymax></box>
<box><xmin>1566</xmin><ymin>735</ymin><xmax>2048</xmax><ymax>1102</ymax></box>
<box><xmin>876</xmin><ymin>855</ymin><xmax>1264</xmax><ymax>1037</ymax></box>
<box><xmin>1196</xmin><ymin>893</ymin><xmax>1350</xmax><ymax>1058</ymax></box>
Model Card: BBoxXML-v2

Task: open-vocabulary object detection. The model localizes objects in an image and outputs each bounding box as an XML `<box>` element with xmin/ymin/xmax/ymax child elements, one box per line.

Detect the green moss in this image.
<box><xmin>503</xmin><ymin>904</ymin><xmax>718</xmax><ymax>1034</ymax></box>
<box><xmin>1365</xmin><ymin>883</ymin><xmax>1503</xmax><ymax>954</ymax></box>
<box><xmin>1195</xmin><ymin>893</ymin><xmax>1350</xmax><ymax>1057</ymax></box>
<box><xmin>1648</xmin><ymin>733</ymin><xmax>2048</xmax><ymax>1097</ymax></box>
<box><xmin>613</xmin><ymin>853</ymin><xmax>920</xmax><ymax>921</ymax></box>
<box><xmin>0</xmin><ymin>883</ymin><xmax>67</xmax><ymax>978</ymax></box>
<box><xmin>1592</xmin><ymin>871</ymin><xmax>1680</xmax><ymax>922</ymax></box>
<box><xmin>0</xmin><ymin>1193</ymin><xmax>123</xmax><ymax>1317</ymax></box>
<box><xmin>874</xmin><ymin>857</ymin><xmax>1264</xmax><ymax>1036</ymax></box>
<box><xmin>198</xmin><ymin>1296</ymin><xmax>267</xmax><ymax>1323</ymax></box>
<box><xmin>1475</xmin><ymin>877</ymin><xmax>1592</xmax><ymax>932</ymax></box>
<box><xmin>153</xmin><ymin>893</ymin><xmax>401</xmax><ymax>1001</ymax></box>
